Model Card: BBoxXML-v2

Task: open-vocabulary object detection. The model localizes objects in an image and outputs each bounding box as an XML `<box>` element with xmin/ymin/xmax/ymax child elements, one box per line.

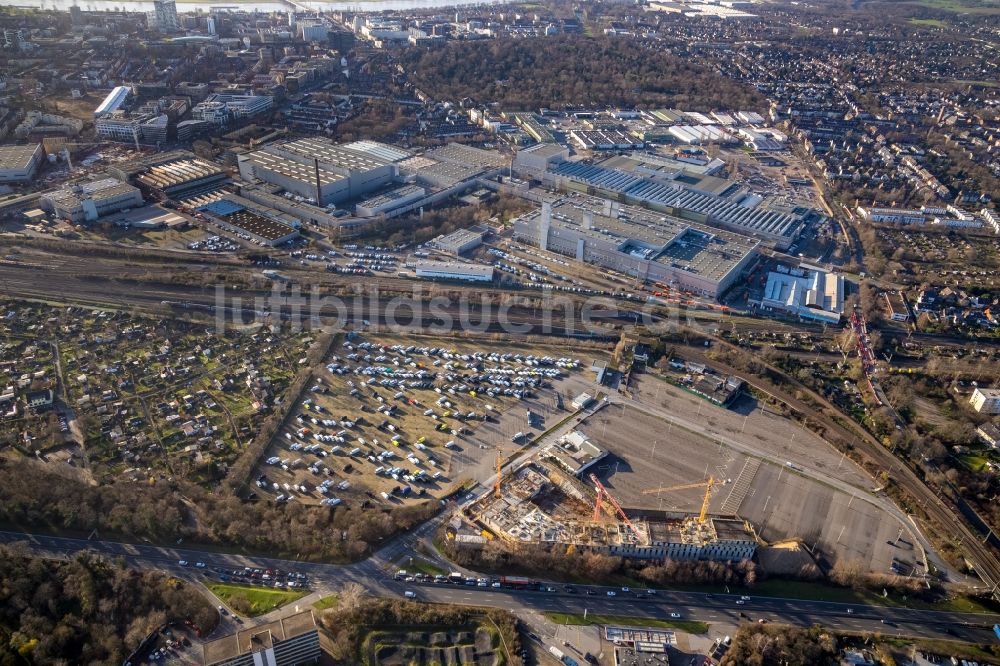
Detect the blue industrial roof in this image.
<box><xmin>198</xmin><ymin>199</ymin><xmax>244</xmax><ymax>216</ymax></box>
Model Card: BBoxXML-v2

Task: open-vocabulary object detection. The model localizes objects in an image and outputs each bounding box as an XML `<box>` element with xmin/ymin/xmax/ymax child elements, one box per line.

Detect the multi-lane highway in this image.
<box><xmin>3</xmin><ymin>529</ymin><xmax>998</xmax><ymax>645</ymax></box>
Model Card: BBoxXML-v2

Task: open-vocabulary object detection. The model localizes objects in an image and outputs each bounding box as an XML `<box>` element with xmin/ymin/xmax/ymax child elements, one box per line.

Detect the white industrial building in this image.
<box><xmin>41</xmin><ymin>178</ymin><xmax>144</xmax><ymax>223</ymax></box>
<box><xmin>970</xmin><ymin>388</ymin><xmax>1000</xmax><ymax>415</ymax></box>
<box><xmin>760</xmin><ymin>264</ymin><xmax>844</xmax><ymax>323</ymax></box>
<box><xmin>431</xmin><ymin>228</ymin><xmax>484</xmax><ymax>255</ymax></box>
<box><xmin>355</xmin><ymin>184</ymin><xmax>425</xmax><ymax>217</ymax></box>
<box><xmin>94</xmin><ymin>86</ymin><xmax>132</xmax><ymax>118</ymax></box>
<box><xmin>237</xmin><ymin>138</ymin><xmax>399</xmax><ymax>206</ymax></box>
<box><xmin>513</xmin><ymin>198</ymin><xmax>759</xmax><ymax>299</ymax></box>
<box><xmin>414</xmin><ymin>260</ymin><xmax>494</xmax><ymax>282</ymax></box>
<box><xmin>513</xmin><ymin>142</ymin><xmax>569</xmax><ymax>178</ymax></box>
<box><xmin>0</xmin><ymin>143</ymin><xmax>44</xmax><ymax>183</ymax></box>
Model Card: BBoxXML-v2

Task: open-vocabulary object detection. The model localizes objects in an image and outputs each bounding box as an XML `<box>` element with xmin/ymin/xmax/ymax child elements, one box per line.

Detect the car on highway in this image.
<box><xmin>736</xmin><ymin>600</ymin><xmax>745</xmax><ymax>605</ymax></box>
<box><xmin>607</xmin><ymin>591</ymin><xmax>616</xmax><ymax>597</ymax></box>
<box><xmin>195</xmin><ymin>562</ymin><xmax>206</xmax><ymax>568</ymax></box>
<box><xmin>740</xmin><ymin>595</ymin><xmax>751</xmax><ymax>600</ymax></box>
<box><xmin>586</xmin><ymin>589</ymin><xmax>596</xmax><ymax>595</ymax></box>
<box><xmin>404</xmin><ymin>591</ymin><xmax>416</xmax><ymax>598</ymax></box>
<box><xmin>218</xmin><ymin>606</ymin><xmax>227</xmax><ymax>615</ymax></box>
<box><xmin>846</xmin><ymin>609</ymin><xmax>854</xmax><ymax>614</ymax></box>
<box><xmin>621</xmin><ymin>587</ymin><xmax>630</xmax><ymax>592</ymax></box>
<box><xmin>669</xmin><ymin>613</ymin><xmax>682</xmax><ymax>618</ymax></box>
<box><xmin>178</xmin><ymin>560</ymin><xmax>188</xmax><ymax>566</ymax></box>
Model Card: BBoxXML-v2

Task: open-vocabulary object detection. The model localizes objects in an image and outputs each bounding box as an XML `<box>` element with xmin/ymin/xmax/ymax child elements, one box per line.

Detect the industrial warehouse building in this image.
<box><xmin>513</xmin><ymin>142</ymin><xmax>568</xmax><ymax>178</ymax></box>
<box><xmin>202</xmin><ymin>609</ymin><xmax>320</xmax><ymax>666</ymax></box>
<box><xmin>93</xmin><ymin>85</ymin><xmax>132</xmax><ymax>118</ymax></box>
<box><xmin>513</xmin><ymin>198</ymin><xmax>759</xmax><ymax>299</ymax></box>
<box><xmin>431</xmin><ymin>228</ymin><xmax>484</xmax><ymax>255</ymax></box>
<box><xmin>237</xmin><ymin>138</ymin><xmax>403</xmax><ymax>206</ymax></box>
<box><xmin>198</xmin><ymin>199</ymin><xmax>299</xmax><ymax>246</ymax></box>
<box><xmin>134</xmin><ymin>155</ymin><xmax>229</xmax><ymax>199</ymax></box>
<box><xmin>759</xmin><ymin>264</ymin><xmax>844</xmax><ymax>323</ymax></box>
<box><xmin>41</xmin><ymin>178</ymin><xmax>144</xmax><ymax>223</ymax></box>
<box><xmin>355</xmin><ymin>184</ymin><xmax>425</xmax><ymax>217</ymax></box>
<box><xmin>414</xmin><ymin>260</ymin><xmax>495</xmax><ymax>282</ymax></box>
<box><xmin>0</xmin><ymin>143</ymin><xmax>44</xmax><ymax>183</ymax></box>
<box><xmin>547</xmin><ymin>161</ymin><xmax>805</xmax><ymax>249</ymax></box>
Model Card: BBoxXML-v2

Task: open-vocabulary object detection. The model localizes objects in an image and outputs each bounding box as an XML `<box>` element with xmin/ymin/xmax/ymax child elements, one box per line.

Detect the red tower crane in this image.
<box><xmin>589</xmin><ymin>473</ymin><xmax>644</xmax><ymax>543</ymax></box>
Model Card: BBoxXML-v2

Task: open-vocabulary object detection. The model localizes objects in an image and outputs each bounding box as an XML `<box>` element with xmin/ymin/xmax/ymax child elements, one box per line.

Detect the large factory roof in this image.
<box><xmin>551</xmin><ymin>161</ymin><xmax>804</xmax><ymax>243</ymax></box>
<box><xmin>94</xmin><ymin>86</ymin><xmax>131</xmax><ymax>117</ymax></box>
<box><xmin>425</xmin><ymin>142</ymin><xmax>509</xmax><ymax>170</ymax></box>
<box><xmin>45</xmin><ymin>177</ymin><xmax>138</xmax><ymax>208</ymax></box>
<box><xmin>244</xmin><ymin>150</ymin><xmax>347</xmax><ymax>187</ymax></box>
<box><xmin>270</xmin><ymin>137</ymin><xmax>394</xmax><ymax>171</ymax></box>
<box><xmin>530</xmin><ymin>197</ymin><xmax>758</xmax><ymax>284</ymax></box>
<box><xmin>0</xmin><ymin>144</ymin><xmax>41</xmax><ymax>171</ymax></box>
<box><xmin>340</xmin><ymin>140</ymin><xmax>412</xmax><ymax>163</ymax></box>
<box><xmin>135</xmin><ymin>157</ymin><xmax>225</xmax><ymax>191</ymax></box>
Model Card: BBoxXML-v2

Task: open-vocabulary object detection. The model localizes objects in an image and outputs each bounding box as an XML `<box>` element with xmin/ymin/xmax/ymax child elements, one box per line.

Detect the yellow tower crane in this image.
<box><xmin>642</xmin><ymin>477</ymin><xmax>715</xmax><ymax>524</ymax></box>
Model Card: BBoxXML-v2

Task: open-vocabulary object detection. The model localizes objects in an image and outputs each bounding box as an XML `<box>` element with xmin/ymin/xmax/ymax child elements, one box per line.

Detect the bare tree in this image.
<box><xmin>337</xmin><ymin>582</ymin><xmax>367</xmax><ymax>613</ymax></box>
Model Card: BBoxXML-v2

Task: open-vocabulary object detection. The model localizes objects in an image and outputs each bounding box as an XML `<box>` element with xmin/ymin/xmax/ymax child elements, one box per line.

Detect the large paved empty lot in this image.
<box><xmin>583</xmin><ymin>403</ymin><xmax>914</xmax><ymax>573</ymax></box>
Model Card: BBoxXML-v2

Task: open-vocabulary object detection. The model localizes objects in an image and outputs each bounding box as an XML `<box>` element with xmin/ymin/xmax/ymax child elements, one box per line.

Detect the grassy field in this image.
<box><xmin>545</xmin><ymin>612</ymin><xmax>709</xmax><ymax>635</ymax></box>
<box><xmin>393</xmin><ymin>555</ymin><xmax>447</xmax><ymax>576</ymax></box>
<box><xmin>312</xmin><ymin>594</ymin><xmax>339</xmax><ymax>610</ymax></box>
<box><xmin>908</xmin><ymin>16</ymin><xmax>950</xmax><ymax>26</ymax></box>
<box><xmin>209</xmin><ymin>583</ymin><xmax>307</xmax><ymax>616</ymax></box>
<box><xmin>904</xmin><ymin>0</ymin><xmax>1000</xmax><ymax>13</ymax></box>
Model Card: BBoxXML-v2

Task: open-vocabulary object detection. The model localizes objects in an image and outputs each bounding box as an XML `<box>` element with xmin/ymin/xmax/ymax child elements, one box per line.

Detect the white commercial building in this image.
<box><xmin>760</xmin><ymin>264</ymin><xmax>844</xmax><ymax>324</ymax></box>
<box><xmin>414</xmin><ymin>260</ymin><xmax>494</xmax><ymax>282</ymax></box>
<box><xmin>970</xmin><ymin>388</ymin><xmax>1000</xmax><ymax>415</ymax></box>
<box><xmin>0</xmin><ymin>143</ymin><xmax>44</xmax><ymax>183</ymax></box>
<box><xmin>94</xmin><ymin>86</ymin><xmax>132</xmax><ymax>118</ymax></box>
<box><xmin>95</xmin><ymin>112</ymin><xmax>143</xmax><ymax>144</ymax></box>
<box><xmin>41</xmin><ymin>178</ymin><xmax>144</xmax><ymax>223</ymax></box>
<box><xmin>192</xmin><ymin>94</ymin><xmax>272</xmax><ymax>126</ymax></box>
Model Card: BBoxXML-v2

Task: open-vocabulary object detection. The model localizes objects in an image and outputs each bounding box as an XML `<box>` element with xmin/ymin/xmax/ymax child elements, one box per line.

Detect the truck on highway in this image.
<box><xmin>499</xmin><ymin>576</ymin><xmax>532</xmax><ymax>589</ymax></box>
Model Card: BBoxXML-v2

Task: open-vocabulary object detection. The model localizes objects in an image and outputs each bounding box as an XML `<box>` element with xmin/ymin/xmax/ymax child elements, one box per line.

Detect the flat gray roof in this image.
<box><xmin>0</xmin><ymin>144</ymin><xmax>41</xmax><ymax>171</ymax></box>
<box><xmin>202</xmin><ymin>609</ymin><xmax>316</xmax><ymax>665</ymax></box>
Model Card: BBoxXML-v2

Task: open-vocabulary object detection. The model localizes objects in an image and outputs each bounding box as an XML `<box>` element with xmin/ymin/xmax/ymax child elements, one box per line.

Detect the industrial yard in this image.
<box><xmin>464</xmin><ymin>375</ymin><xmax>919</xmax><ymax>574</ymax></box>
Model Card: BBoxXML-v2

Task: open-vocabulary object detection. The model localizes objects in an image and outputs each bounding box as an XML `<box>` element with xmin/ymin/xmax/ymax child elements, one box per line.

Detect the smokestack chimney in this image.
<box><xmin>539</xmin><ymin>202</ymin><xmax>551</xmax><ymax>251</ymax></box>
<box><xmin>314</xmin><ymin>158</ymin><xmax>322</xmax><ymax>205</ymax></box>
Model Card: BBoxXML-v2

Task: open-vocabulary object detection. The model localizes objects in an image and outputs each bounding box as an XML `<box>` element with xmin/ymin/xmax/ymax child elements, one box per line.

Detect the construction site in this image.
<box><xmin>463</xmin><ymin>385</ymin><xmax>920</xmax><ymax>575</ymax></box>
<box><xmin>466</xmin><ymin>437</ymin><xmax>759</xmax><ymax>562</ymax></box>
